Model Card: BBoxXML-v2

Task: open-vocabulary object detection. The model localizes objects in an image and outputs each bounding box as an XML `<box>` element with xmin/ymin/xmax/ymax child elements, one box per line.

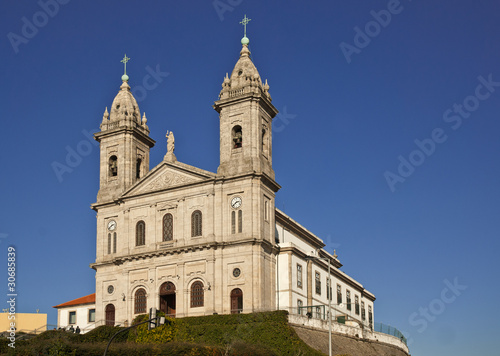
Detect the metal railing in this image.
<box><xmin>374</xmin><ymin>322</ymin><xmax>407</xmax><ymax>345</ymax></box>
<box><xmin>13</xmin><ymin>324</ymin><xmax>57</xmax><ymax>340</ymax></box>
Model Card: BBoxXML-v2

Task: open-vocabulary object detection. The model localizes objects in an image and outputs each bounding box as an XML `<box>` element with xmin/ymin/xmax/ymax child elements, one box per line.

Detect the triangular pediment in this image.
<box><xmin>123</xmin><ymin>160</ymin><xmax>216</xmax><ymax>197</ymax></box>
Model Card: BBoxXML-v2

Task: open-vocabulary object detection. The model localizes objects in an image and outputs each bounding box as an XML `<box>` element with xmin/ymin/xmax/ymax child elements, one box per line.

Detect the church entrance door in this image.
<box><xmin>230</xmin><ymin>288</ymin><xmax>243</xmax><ymax>314</ymax></box>
<box><xmin>159</xmin><ymin>282</ymin><xmax>176</xmax><ymax>317</ymax></box>
<box><xmin>105</xmin><ymin>304</ymin><xmax>115</xmax><ymax>326</ymax></box>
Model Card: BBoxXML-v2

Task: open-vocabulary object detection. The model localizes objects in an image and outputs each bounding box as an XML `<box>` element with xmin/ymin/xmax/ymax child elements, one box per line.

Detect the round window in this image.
<box><xmin>233</xmin><ymin>268</ymin><xmax>241</xmax><ymax>278</ymax></box>
<box><xmin>107</xmin><ymin>285</ymin><xmax>114</xmax><ymax>294</ymax></box>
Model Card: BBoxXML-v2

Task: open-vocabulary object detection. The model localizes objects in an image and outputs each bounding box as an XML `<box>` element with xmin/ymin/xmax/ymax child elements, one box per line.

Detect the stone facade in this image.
<box><xmin>91</xmin><ymin>42</ymin><xmax>279</xmax><ymax>326</ymax></box>
<box><xmin>90</xmin><ymin>39</ymin><xmax>375</xmax><ymax>330</ymax></box>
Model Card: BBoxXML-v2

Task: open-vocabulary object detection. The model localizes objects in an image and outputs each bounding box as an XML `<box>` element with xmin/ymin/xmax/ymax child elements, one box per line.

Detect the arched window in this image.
<box><xmin>190</xmin><ymin>281</ymin><xmax>204</xmax><ymax>308</ymax></box>
<box><xmin>262</xmin><ymin>128</ymin><xmax>267</xmax><ymax>151</ymax></box>
<box><xmin>109</xmin><ymin>155</ymin><xmax>118</xmax><ymax>177</ymax></box>
<box><xmin>136</xmin><ymin>158</ymin><xmax>142</xmax><ymax>179</ymax></box>
<box><xmin>163</xmin><ymin>213</ymin><xmax>173</xmax><ymax>241</ymax></box>
<box><xmin>113</xmin><ymin>232</ymin><xmax>117</xmax><ymax>253</ymax></box>
<box><xmin>107</xmin><ymin>233</ymin><xmax>111</xmax><ymax>254</ymax></box>
<box><xmin>231</xmin><ymin>210</ymin><xmax>242</xmax><ymax>234</ymax></box>
<box><xmin>238</xmin><ymin>210</ymin><xmax>242</xmax><ymax>233</ymax></box>
<box><xmin>136</xmin><ymin>221</ymin><xmax>145</xmax><ymax>246</ymax></box>
<box><xmin>105</xmin><ymin>304</ymin><xmax>115</xmax><ymax>326</ymax></box>
<box><xmin>231</xmin><ymin>211</ymin><xmax>236</xmax><ymax>234</ymax></box>
<box><xmin>297</xmin><ymin>299</ymin><xmax>303</xmax><ymax>315</ymax></box>
<box><xmin>191</xmin><ymin>210</ymin><xmax>202</xmax><ymax>237</ymax></box>
<box><xmin>232</xmin><ymin>125</ymin><xmax>242</xmax><ymax>148</ymax></box>
<box><xmin>134</xmin><ymin>288</ymin><xmax>147</xmax><ymax>314</ymax></box>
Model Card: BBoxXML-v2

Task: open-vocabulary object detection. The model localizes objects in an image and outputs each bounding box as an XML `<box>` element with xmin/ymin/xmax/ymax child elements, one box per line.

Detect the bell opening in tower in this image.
<box><xmin>109</xmin><ymin>156</ymin><xmax>118</xmax><ymax>177</ymax></box>
<box><xmin>232</xmin><ymin>125</ymin><xmax>242</xmax><ymax>148</ymax></box>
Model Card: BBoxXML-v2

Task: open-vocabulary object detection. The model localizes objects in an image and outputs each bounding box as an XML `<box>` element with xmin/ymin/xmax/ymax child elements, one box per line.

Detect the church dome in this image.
<box><xmin>228</xmin><ymin>45</ymin><xmax>262</xmax><ymax>89</ymax></box>
<box><xmin>218</xmin><ymin>43</ymin><xmax>271</xmax><ymax>101</ymax></box>
<box><xmin>109</xmin><ymin>81</ymin><xmax>141</xmax><ymax>125</ymax></box>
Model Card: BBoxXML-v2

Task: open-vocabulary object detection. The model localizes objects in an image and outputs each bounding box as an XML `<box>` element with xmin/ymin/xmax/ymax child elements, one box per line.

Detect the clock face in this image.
<box><xmin>231</xmin><ymin>196</ymin><xmax>242</xmax><ymax>209</ymax></box>
<box><xmin>107</xmin><ymin>220</ymin><xmax>117</xmax><ymax>231</ymax></box>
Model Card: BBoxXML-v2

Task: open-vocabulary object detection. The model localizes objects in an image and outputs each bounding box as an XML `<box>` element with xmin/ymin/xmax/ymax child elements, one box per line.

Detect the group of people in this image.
<box><xmin>68</xmin><ymin>325</ymin><xmax>81</xmax><ymax>333</ymax></box>
<box><xmin>55</xmin><ymin>325</ymin><xmax>81</xmax><ymax>333</ymax></box>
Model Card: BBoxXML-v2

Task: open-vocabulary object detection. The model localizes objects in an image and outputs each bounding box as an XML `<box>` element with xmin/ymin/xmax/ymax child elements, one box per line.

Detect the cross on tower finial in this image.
<box><xmin>240</xmin><ymin>14</ymin><xmax>251</xmax><ymax>37</ymax></box>
<box><xmin>121</xmin><ymin>54</ymin><xmax>130</xmax><ymax>75</ymax></box>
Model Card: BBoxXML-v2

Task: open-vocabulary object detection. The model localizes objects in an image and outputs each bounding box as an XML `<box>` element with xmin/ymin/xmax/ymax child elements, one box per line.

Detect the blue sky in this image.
<box><xmin>1</xmin><ymin>1</ymin><xmax>499</xmax><ymax>355</ymax></box>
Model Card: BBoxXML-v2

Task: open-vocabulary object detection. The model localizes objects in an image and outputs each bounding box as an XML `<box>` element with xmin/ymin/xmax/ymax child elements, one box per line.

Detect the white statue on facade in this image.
<box><xmin>164</xmin><ymin>130</ymin><xmax>177</xmax><ymax>162</ymax></box>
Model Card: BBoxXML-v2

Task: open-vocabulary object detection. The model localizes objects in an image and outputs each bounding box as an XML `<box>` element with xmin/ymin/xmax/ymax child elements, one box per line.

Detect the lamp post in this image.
<box><xmin>306</xmin><ymin>255</ymin><xmax>332</xmax><ymax>356</ymax></box>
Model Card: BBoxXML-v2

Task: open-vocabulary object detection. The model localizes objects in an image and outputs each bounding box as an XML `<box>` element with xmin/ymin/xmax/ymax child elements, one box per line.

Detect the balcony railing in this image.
<box><xmin>374</xmin><ymin>322</ymin><xmax>407</xmax><ymax>345</ymax></box>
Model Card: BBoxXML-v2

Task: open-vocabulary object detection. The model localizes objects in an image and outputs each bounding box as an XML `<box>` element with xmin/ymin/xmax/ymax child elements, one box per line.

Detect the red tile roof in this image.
<box><xmin>53</xmin><ymin>293</ymin><xmax>95</xmax><ymax>308</ymax></box>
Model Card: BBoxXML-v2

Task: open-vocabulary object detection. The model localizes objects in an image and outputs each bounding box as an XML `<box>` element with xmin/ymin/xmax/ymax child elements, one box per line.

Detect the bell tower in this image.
<box><xmin>94</xmin><ymin>56</ymin><xmax>155</xmax><ymax>203</ymax></box>
<box><xmin>213</xmin><ymin>21</ymin><xmax>281</xmax><ymax>312</ymax></box>
<box><xmin>214</xmin><ymin>20</ymin><xmax>278</xmax><ymax>179</ymax></box>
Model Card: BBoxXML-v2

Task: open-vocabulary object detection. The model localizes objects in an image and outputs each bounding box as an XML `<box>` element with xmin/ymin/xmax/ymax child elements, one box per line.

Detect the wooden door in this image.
<box><xmin>230</xmin><ymin>288</ymin><xmax>243</xmax><ymax>314</ymax></box>
<box><xmin>105</xmin><ymin>304</ymin><xmax>115</xmax><ymax>326</ymax></box>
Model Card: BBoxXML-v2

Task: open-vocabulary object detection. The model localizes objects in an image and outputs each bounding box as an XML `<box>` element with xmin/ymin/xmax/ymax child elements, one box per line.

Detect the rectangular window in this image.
<box><xmin>88</xmin><ymin>308</ymin><xmax>96</xmax><ymax>322</ymax></box>
<box><xmin>315</xmin><ymin>272</ymin><xmax>321</xmax><ymax>295</ymax></box>
<box><xmin>297</xmin><ymin>264</ymin><xmax>303</xmax><ymax>288</ymax></box>
<box><xmin>326</xmin><ymin>279</ymin><xmax>332</xmax><ymax>301</ymax></box>
<box><xmin>231</xmin><ymin>211</ymin><xmax>236</xmax><ymax>234</ymax></box>
<box><xmin>361</xmin><ymin>301</ymin><xmax>366</xmax><ymax>320</ymax></box>
<box><xmin>113</xmin><ymin>233</ymin><xmax>117</xmax><ymax>253</ymax></box>
<box><xmin>297</xmin><ymin>299</ymin><xmax>303</xmax><ymax>315</ymax></box>
<box><xmin>264</xmin><ymin>200</ymin><xmax>269</xmax><ymax>221</ymax></box>
<box><xmin>337</xmin><ymin>284</ymin><xmax>342</xmax><ymax>304</ymax></box>
<box><xmin>355</xmin><ymin>295</ymin><xmax>360</xmax><ymax>315</ymax></box>
<box><xmin>315</xmin><ymin>306</ymin><xmax>321</xmax><ymax>319</ymax></box>
<box><xmin>69</xmin><ymin>311</ymin><xmax>76</xmax><ymax>324</ymax></box>
<box><xmin>346</xmin><ymin>290</ymin><xmax>351</xmax><ymax>311</ymax></box>
<box><xmin>368</xmin><ymin>305</ymin><xmax>373</xmax><ymax>324</ymax></box>
<box><xmin>238</xmin><ymin>210</ymin><xmax>242</xmax><ymax>233</ymax></box>
<box><xmin>107</xmin><ymin>234</ymin><xmax>111</xmax><ymax>254</ymax></box>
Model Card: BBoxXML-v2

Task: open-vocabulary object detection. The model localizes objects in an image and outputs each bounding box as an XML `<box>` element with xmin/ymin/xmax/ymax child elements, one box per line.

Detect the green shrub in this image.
<box><xmin>81</xmin><ymin>325</ymin><xmax>129</xmax><ymax>343</ymax></box>
<box><xmin>3</xmin><ymin>311</ymin><xmax>324</xmax><ymax>356</ymax></box>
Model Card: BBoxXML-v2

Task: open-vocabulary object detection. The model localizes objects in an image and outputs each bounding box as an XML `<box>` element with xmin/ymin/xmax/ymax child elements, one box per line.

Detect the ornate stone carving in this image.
<box><xmin>139</xmin><ymin>172</ymin><xmax>197</xmax><ymax>193</ymax></box>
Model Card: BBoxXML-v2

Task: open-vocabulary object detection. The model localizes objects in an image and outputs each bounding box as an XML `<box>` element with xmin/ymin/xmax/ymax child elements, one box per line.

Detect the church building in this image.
<box><xmin>90</xmin><ymin>25</ymin><xmax>375</xmax><ymax>329</ymax></box>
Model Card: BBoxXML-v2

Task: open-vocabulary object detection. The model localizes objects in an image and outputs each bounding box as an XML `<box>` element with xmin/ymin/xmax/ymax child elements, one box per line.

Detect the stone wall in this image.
<box><xmin>289</xmin><ymin>314</ymin><xmax>410</xmax><ymax>356</ymax></box>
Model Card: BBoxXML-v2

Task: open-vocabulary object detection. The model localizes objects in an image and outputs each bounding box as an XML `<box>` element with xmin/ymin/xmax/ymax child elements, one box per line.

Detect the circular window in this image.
<box><xmin>107</xmin><ymin>285</ymin><xmax>114</xmax><ymax>294</ymax></box>
<box><xmin>233</xmin><ymin>268</ymin><xmax>241</xmax><ymax>278</ymax></box>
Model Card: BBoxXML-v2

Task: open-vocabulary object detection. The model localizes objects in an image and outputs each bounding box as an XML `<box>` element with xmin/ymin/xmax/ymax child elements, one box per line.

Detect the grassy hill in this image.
<box><xmin>0</xmin><ymin>310</ymin><xmax>326</xmax><ymax>356</ymax></box>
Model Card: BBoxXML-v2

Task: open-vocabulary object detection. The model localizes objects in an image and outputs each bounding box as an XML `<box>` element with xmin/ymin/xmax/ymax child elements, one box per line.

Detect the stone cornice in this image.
<box><xmin>215</xmin><ymin>172</ymin><xmax>281</xmax><ymax>192</ymax></box>
<box><xmin>213</xmin><ymin>92</ymin><xmax>278</xmax><ymax>118</ymax></box>
<box><xmin>275</xmin><ymin>209</ymin><xmax>326</xmax><ymax>251</ymax></box>
<box><xmin>91</xmin><ymin>238</ymin><xmax>275</xmax><ymax>268</ymax></box>
<box><xmin>94</xmin><ymin>125</ymin><xmax>155</xmax><ymax>148</ymax></box>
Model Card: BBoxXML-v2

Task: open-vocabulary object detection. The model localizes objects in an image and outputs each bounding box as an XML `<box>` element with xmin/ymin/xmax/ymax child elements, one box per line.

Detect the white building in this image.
<box><xmin>53</xmin><ymin>293</ymin><xmax>96</xmax><ymax>333</ymax></box>
<box><xmin>276</xmin><ymin>209</ymin><xmax>374</xmax><ymax>328</ymax></box>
